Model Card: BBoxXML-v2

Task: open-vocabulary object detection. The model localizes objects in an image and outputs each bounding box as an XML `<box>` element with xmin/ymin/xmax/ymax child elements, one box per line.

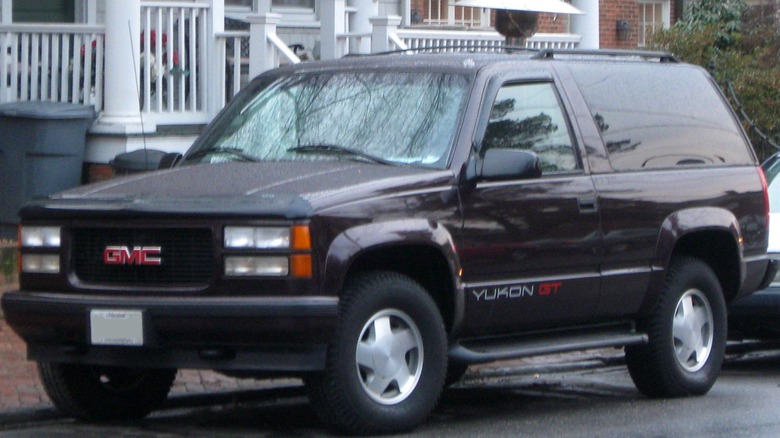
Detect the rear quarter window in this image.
<box><xmin>567</xmin><ymin>62</ymin><xmax>754</xmax><ymax>170</ymax></box>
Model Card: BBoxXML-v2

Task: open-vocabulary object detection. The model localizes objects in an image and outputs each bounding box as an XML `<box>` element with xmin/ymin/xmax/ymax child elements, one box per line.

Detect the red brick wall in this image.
<box><xmin>536</xmin><ymin>13</ymin><xmax>568</xmax><ymax>34</ymax></box>
<box><xmin>600</xmin><ymin>0</ymin><xmax>640</xmax><ymax>49</ymax></box>
<box><xmin>410</xmin><ymin>0</ymin><xmax>428</xmax><ymax>23</ymax></box>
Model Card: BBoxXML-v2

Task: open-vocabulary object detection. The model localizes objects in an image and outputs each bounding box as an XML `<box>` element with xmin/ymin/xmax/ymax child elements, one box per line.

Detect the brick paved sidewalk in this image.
<box><xmin>0</xmin><ymin>311</ymin><xmax>297</xmax><ymax>413</ymax></box>
<box><xmin>1</xmin><ymin>269</ymin><xmax>303</xmax><ymax>414</ymax></box>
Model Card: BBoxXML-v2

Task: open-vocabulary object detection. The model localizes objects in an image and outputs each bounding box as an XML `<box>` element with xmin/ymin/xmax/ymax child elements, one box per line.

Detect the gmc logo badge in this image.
<box><xmin>104</xmin><ymin>246</ymin><xmax>162</xmax><ymax>266</ymax></box>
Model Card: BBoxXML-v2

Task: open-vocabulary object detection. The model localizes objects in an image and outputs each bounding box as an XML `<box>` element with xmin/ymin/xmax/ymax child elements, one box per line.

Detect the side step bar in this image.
<box><xmin>449</xmin><ymin>322</ymin><xmax>648</xmax><ymax>364</ymax></box>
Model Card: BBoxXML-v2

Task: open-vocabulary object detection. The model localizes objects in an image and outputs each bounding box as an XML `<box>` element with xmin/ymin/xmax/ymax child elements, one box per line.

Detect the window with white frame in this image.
<box><xmin>421</xmin><ymin>0</ymin><xmax>487</xmax><ymax>28</ymax></box>
<box><xmin>638</xmin><ymin>0</ymin><xmax>670</xmax><ymax>47</ymax></box>
<box><xmin>225</xmin><ymin>0</ymin><xmax>315</xmax><ymax>9</ymax></box>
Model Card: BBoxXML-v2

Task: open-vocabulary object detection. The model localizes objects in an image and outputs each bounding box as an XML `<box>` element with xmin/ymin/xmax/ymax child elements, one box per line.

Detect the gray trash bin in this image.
<box><xmin>0</xmin><ymin>101</ymin><xmax>95</xmax><ymax>239</ymax></box>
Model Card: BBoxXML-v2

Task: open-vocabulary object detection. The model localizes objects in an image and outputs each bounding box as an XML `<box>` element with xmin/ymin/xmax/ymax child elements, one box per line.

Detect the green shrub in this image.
<box><xmin>1</xmin><ymin>244</ymin><xmax>17</xmax><ymax>285</ymax></box>
<box><xmin>651</xmin><ymin>1</ymin><xmax>780</xmax><ymax>160</ymax></box>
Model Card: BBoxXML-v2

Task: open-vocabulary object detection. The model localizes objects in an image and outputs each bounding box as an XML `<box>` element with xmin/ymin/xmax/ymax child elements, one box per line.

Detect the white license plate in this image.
<box><xmin>90</xmin><ymin>310</ymin><xmax>144</xmax><ymax>346</ymax></box>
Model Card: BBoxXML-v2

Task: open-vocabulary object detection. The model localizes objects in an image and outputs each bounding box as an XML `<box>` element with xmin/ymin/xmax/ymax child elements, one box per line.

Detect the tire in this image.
<box><xmin>38</xmin><ymin>362</ymin><xmax>176</xmax><ymax>421</ymax></box>
<box><xmin>625</xmin><ymin>256</ymin><xmax>726</xmax><ymax>398</ymax></box>
<box><xmin>306</xmin><ymin>271</ymin><xmax>447</xmax><ymax>435</ymax></box>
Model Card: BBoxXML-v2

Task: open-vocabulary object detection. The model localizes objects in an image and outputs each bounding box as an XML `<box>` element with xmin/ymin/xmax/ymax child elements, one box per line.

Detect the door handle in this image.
<box><xmin>578</xmin><ymin>197</ymin><xmax>598</xmax><ymax>214</ymax></box>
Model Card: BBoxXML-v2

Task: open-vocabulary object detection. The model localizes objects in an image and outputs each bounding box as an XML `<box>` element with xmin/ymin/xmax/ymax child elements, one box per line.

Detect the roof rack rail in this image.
<box><xmin>532</xmin><ymin>49</ymin><xmax>679</xmax><ymax>63</ymax></box>
<box><xmin>374</xmin><ymin>45</ymin><xmax>538</xmax><ymax>56</ymax></box>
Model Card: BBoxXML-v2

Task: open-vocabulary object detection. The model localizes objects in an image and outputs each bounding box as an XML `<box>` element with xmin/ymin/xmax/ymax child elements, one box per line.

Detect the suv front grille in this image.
<box><xmin>72</xmin><ymin>228</ymin><xmax>213</xmax><ymax>285</ymax></box>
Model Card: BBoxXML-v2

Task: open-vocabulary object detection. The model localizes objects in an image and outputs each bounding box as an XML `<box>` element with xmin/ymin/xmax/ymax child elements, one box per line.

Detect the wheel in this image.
<box><xmin>38</xmin><ymin>362</ymin><xmax>176</xmax><ymax>421</ymax></box>
<box><xmin>306</xmin><ymin>271</ymin><xmax>447</xmax><ymax>435</ymax></box>
<box><xmin>625</xmin><ymin>256</ymin><xmax>726</xmax><ymax>397</ymax></box>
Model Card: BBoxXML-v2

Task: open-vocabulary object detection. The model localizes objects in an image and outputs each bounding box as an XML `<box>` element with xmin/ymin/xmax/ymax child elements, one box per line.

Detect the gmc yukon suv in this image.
<box><xmin>3</xmin><ymin>50</ymin><xmax>777</xmax><ymax>434</ymax></box>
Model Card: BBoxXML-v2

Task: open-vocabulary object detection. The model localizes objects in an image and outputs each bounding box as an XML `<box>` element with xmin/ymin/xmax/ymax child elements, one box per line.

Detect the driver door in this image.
<box><xmin>459</xmin><ymin>80</ymin><xmax>603</xmax><ymax>336</ymax></box>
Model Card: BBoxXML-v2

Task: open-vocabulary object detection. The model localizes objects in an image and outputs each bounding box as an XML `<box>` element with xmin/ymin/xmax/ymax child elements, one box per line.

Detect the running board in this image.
<box><xmin>449</xmin><ymin>323</ymin><xmax>648</xmax><ymax>364</ymax></box>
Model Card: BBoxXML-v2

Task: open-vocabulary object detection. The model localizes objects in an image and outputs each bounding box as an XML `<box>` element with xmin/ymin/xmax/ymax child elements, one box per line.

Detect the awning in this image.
<box><xmin>453</xmin><ymin>0</ymin><xmax>584</xmax><ymax>15</ymax></box>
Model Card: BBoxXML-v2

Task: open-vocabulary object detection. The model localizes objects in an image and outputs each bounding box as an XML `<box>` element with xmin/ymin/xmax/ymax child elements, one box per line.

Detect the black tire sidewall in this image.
<box><xmin>39</xmin><ymin>363</ymin><xmax>176</xmax><ymax>421</ymax></box>
<box><xmin>321</xmin><ymin>271</ymin><xmax>447</xmax><ymax>433</ymax></box>
<box><xmin>628</xmin><ymin>257</ymin><xmax>726</xmax><ymax>397</ymax></box>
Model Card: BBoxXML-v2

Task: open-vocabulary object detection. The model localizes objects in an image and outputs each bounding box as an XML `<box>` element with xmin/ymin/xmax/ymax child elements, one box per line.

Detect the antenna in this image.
<box><xmin>128</xmin><ymin>21</ymin><xmax>150</xmax><ymax>171</ymax></box>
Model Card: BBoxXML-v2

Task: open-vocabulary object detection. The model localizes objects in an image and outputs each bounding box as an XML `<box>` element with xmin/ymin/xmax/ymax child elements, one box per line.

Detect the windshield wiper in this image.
<box><xmin>186</xmin><ymin>147</ymin><xmax>260</xmax><ymax>162</ymax></box>
<box><xmin>288</xmin><ymin>144</ymin><xmax>397</xmax><ymax>166</ymax></box>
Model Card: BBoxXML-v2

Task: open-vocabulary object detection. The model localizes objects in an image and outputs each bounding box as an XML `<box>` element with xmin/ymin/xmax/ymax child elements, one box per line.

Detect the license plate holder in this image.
<box><xmin>89</xmin><ymin>309</ymin><xmax>144</xmax><ymax>346</ymax></box>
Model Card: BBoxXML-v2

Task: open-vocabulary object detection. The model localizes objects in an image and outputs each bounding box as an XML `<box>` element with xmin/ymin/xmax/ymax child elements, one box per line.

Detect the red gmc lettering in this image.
<box><xmin>104</xmin><ymin>246</ymin><xmax>162</xmax><ymax>265</ymax></box>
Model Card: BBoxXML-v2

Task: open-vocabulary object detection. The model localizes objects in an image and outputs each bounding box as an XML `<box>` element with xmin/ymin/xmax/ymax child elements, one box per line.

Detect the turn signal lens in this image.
<box><xmin>291</xmin><ymin>254</ymin><xmax>313</xmax><ymax>278</ymax></box>
<box><xmin>291</xmin><ymin>225</ymin><xmax>311</xmax><ymax>250</ymax></box>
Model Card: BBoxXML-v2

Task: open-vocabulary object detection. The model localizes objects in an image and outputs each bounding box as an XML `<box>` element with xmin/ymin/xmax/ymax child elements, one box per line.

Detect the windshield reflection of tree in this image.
<box><xmin>485</xmin><ymin>100</ymin><xmax>557</xmax><ymax>150</ymax></box>
<box><xmin>215</xmin><ymin>73</ymin><xmax>467</xmax><ymax>168</ymax></box>
<box><xmin>484</xmin><ymin>97</ymin><xmax>574</xmax><ymax>173</ymax></box>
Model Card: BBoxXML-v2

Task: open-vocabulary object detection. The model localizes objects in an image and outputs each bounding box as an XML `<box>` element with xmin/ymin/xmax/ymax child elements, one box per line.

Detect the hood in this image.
<box><xmin>21</xmin><ymin>161</ymin><xmax>454</xmax><ymax>220</ymax></box>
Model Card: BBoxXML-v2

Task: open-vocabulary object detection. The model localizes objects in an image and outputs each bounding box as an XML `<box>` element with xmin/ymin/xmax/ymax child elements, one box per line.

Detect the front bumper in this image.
<box><xmin>1</xmin><ymin>291</ymin><xmax>338</xmax><ymax>372</ymax></box>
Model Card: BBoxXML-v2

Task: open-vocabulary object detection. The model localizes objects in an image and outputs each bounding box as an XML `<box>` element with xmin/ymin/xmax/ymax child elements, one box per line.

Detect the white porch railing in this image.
<box><xmin>139</xmin><ymin>2</ymin><xmax>211</xmax><ymax>125</ymax></box>
<box><xmin>216</xmin><ymin>30</ymin><xmax>249</xmax><ymax>102</ymax></box>
<box><xmin>214</xmin><ymin>14</ymin><xmax>300</xmax><ymax>104</ymax></box>
<box><xmin>526</xmin><ymin>33</ymin><xmax>582</xmax><ymax>49</ymax></box>
<box><xmin>0</xmin><ymin>7</ymin><xmax>582</xmax><ymax>134</ymax></box>
<box><xmin>383</xmin><ymin>29</ymin><xmax>581</xmax><ymax>53</ymax></box>
<box><xmin>0</xmin><ymin>24</ymin><xmax>105</xmax><ymax>110</ymax></box>
<box><xmin>395</xmin><ymin>28</ymin><xmax>504</xmax><ymax>51</ymax></box>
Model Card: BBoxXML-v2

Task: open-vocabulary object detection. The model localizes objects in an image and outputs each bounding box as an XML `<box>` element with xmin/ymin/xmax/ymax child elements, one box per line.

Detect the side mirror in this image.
<box><xmin>481</xmin><ymin>149</ymin><xmax>542</xmax><ymax>180</ymax></box>
<box><xmin>158</xmin><ymin>152</ymin><xmax>183</xmax><ymax>169</ymax></box>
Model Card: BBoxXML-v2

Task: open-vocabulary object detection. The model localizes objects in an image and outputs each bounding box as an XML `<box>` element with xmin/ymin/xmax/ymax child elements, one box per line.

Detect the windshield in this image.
<box><xmin>183</xmin><ymin>71</ymin><xmax>470</xmax><ymax>169</ymax></box>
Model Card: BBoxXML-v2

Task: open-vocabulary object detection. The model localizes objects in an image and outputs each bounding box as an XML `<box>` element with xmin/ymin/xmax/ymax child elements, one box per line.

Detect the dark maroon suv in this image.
<box><xmin>3</xmin><ymin>50</ymin><xmax>777</xmax><ymax>435</ymax></box>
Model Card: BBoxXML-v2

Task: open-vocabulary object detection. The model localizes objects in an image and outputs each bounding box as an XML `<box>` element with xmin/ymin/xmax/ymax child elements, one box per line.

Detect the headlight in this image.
<box><xmin>224</xmin><ymin>227</ymin><xmax>290</xmax><ymax>249</ymax></box>
<box><xmin>21</xmin><ymin>254</ymin><xmax>60</xmax><ymax>274</ymax></box>
<box><xmin>20</xmin><ymin>226</ymin><xmax>61</xmax><ymax>248</ymax></box>
<box><xmin>225</xmin><ymin>256</ymin><xmax>289</xmax><ymax>276</ymax></box>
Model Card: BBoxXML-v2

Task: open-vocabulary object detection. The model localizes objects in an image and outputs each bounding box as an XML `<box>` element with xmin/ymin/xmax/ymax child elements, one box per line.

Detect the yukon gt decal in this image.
<box><xmin>469</xmin><ymin>281</ymin><xmax>563</xmax><ymax>301</ymax></box>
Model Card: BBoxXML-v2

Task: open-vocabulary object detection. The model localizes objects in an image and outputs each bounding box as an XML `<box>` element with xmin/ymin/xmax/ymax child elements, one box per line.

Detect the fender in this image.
<box><xmin>638</xmin><ymin>207</ymin><xmax>742</xmax><ymax>315</ymax></box>
<box><xmin>323</xmin><ymin>219</ymin><xmax>465</xmax><ymax>335</ymax></box>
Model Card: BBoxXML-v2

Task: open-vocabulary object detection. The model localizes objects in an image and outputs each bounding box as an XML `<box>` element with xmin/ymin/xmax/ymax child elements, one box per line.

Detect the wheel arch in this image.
<box><xmin>324</xmin><ymin>219</ymin><xmax>464</xmax><ymax>335</ymax></box>
<box><xmin>644</xmin><ymin>207</ymin><xmax>744</xmax><ymax>314</ymax></box>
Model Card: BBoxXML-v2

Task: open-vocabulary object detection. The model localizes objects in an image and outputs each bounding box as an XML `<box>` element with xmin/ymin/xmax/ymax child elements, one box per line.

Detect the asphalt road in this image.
<box><xmin>1</xmin><ymin>346</ymin><xmax>778</xmax><ymax>437</ymax></box>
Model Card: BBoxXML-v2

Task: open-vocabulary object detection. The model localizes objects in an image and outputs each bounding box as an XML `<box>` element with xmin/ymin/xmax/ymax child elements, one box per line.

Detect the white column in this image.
<box><xmin>1</xmin><ymin>0</ymin><xmax>11</xmax><ymax>24</ymax></box>
<box><xmin>320</xmin><ymin>0</ymin><xmax>346</xmax><ymax>60</ymax></box>
<box><xmin>479</xmin><ymin>8</ymin><xmax>490</xmax><ymax>28</ymax></box>
<box><xmin>256</xmin><ymin>0</ymin><xmax>272</xmax><ymax>13</ymax></box>
<box><xmin>351</xmin><ymin>0</ymin><xmax>378</xmax><ymax>54</ymax></box>
<box><xmin>401</xmin><ymin>0</ymin><xmax>411</xmax><ymax>27</ymax></box>
<box><xmin>571</xmin><ymin>0</ymin><xmax>599</xmax><ymax>49</ymax></box>
<box><xmin>92</xmin><ymin>0</ymin><xmax>149</xmax><ymax>133</ymax></box>
<box><xmin>206</xmin><ymin>0</ymin><xmax>225</xmax><ymax>118</ymax></box>
<box><xmin>248</xmin><ymin>13</ymin><xmax>282</xmax><ymax>79</ymax></box>
<box><xmin>370</xmin><ymin>15</ymin><xmax>401</xmax><ymax>53</ymax></box>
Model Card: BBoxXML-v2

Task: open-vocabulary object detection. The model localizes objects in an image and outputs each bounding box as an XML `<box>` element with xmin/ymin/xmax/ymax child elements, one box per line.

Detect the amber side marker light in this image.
<box><xmin>291</xmin><ymin>225</ymin><xmax>312</xmax><ymax>278</ymax></box>
<box><xmin>291</xmin><ymin>254</ymin><xmax>313</xmax><ymax>278</ymax></box>
<box><xmin>291</xmin><ymin>225</ymin><xmax>311</xmax><ymax>250</ymax></box>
